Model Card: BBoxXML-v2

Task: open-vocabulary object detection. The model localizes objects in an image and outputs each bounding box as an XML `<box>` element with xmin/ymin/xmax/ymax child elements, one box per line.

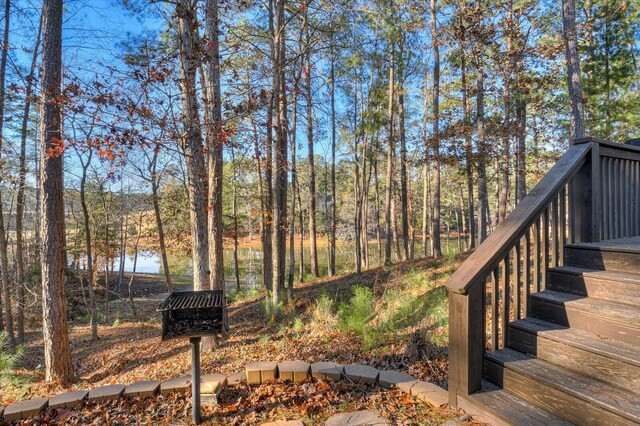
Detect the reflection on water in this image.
<box><xmin>113</xmin><ymin>238</ymin><xmax>462</xmax><ymax>291</ymax></box>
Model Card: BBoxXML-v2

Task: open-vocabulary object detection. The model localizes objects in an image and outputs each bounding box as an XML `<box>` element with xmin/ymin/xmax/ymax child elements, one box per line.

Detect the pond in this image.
<box><xmin>112</xmin><ymin>237</ymin><xmax>464</xmax><ymax>293</ymax></box>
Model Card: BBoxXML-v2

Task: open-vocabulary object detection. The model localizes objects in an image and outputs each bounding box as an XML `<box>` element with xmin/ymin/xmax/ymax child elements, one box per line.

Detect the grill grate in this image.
<box><xmin>157</xmin><ymin>291</ymin><xmax>223</xmax><ymax>312</ymax></box>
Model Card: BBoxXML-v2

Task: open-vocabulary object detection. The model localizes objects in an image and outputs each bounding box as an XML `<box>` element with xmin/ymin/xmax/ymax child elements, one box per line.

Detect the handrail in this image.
<box><xmin>446</xmin><ymin>138</ymin><xmax>640</xmax><ymax>408</ymax></box>
<box><xmin>445</xmin><ymin>142</ymin><xmax>591</xmax><ymax>295</ymax></box>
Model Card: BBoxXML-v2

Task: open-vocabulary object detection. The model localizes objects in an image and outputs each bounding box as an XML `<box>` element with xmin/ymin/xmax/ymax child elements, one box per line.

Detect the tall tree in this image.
<box><xmin>0</xmin><ymin>0</ymin><xmax>14</xmax><ymax>347</ymax></box>
<box><xmin>430</xmin><ymin>0</ymin><xmax>442</xmax><ymax>258</ymax></box>
<box><xmin>383</xmin><ymin>40</ymin><xmax>395</xmax><ymax>265</ymax></box>
<box><xmin>40</xmin><ymin>0</ymin><xmax>73</xmax><ymax>384</ymax></box>
<box><xmin>204</xmin><ymin>0</ymin><xmax>225</xmax><ymax>295</ymax></box>
<box><xmin>562</xmin><ymin>0</ymin><xmax>585</xmax><ymax>139</ymax></box>
<box><xmin>176</xmin><ymin>0</ymin><xmax>210</xmax><ymax>292</ymax></box>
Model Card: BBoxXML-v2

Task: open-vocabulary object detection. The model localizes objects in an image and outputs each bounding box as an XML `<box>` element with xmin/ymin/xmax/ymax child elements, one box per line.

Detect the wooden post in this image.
<box><xmin>448</xmin><ymin>282</ymin><xmax>484</xmax><ymax>407</ymax></box>
<box><xmin>569</xmin><ymin>140</ymin><xmax>595</xmax><ymax>244</ymax></box>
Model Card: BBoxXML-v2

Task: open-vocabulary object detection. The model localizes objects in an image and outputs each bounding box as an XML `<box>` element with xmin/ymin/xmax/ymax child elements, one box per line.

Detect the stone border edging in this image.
<box><xmin>0</xmin><ymin>360</ymin><xmax>448</xmax><ymax>424</ymax></box>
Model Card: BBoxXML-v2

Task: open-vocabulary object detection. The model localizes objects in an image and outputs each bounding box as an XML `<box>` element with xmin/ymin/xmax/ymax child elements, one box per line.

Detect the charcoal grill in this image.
<box><xmin>157</xmin><ymin>290</ymin><xmax>225</xmax><ymax>424</ymax></box>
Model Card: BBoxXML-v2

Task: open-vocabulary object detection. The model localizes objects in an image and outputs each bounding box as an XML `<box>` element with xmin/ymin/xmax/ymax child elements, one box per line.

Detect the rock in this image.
<box><xmin>278</xmin><ymin>360</ymin><xmax>310</xmax><ymax>382</ymax></box>
<box><xmin>124</xmin><ymin>380</ymin><xmax>160</xmax><ymax>397</ymax></box>
<box><xmin>226</xmin><ymin>371</ymin><xmax>245</xmax><ymax>386</ymax></box>
<box><xmin>311</xmin><ymin>362</ymin><xmax>344</xmax><ymax>382</ymax></box>
<box><xmin>377</xmin><ymin>370</ymin><xmax>415</xmax><ymax>389</ymax></box>
<box><xmin>325</xmin><ymin>410</ymin><xmax>391</xmax><ymax>425</ymax></box>
<box><xmin>343</xmin><ymin>364</ymin><xmax>380</xmax><ymax>385</ymax></box>
<box><xmin>245</xmin><ymin>361</ymin><xmax>278</xmax><ymax>385</ymax></box>
<box><xmin>87</xmin><ymin>384</ymin><xmax>125</xmax><ymax>403</ymax></box>
<box><xmin>160</xmin><ymin>376</ymin><xmax>190</xmax><ymax>395</ymax></box>
<box><xmin>410</xmin><ymin>381</ymin><xmax>448</xmax><ymax>407</ymax></box>
<box><xmin>3</xmin><ymin>398</ymin><xmax>48</xmax><ymax>422</ymax></box>
<box><xmin>49</xmin><ymin>390</ymin><xmax>88</xmax><ymax>409</ymax></box>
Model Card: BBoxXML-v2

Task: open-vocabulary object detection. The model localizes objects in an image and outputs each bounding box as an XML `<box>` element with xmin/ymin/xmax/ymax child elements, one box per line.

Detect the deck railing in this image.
<box><xmin>446</xmin><ymin>137</ymin><xmax>640</xmax><ymax>406</ymax></box>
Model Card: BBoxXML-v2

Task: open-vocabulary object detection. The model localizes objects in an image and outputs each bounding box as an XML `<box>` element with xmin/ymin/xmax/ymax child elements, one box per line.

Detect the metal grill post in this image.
<box><xmin>191</xmin><ymin>337</ymin><xmax>201</xmax><ymax>424</ymax></box>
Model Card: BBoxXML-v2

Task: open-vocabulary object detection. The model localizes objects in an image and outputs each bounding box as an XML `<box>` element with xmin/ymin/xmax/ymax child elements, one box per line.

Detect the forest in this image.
<box><xmin>0</xmin><ymin>0</ymin><xmax>638</xmax><ymax>423</ymax></box>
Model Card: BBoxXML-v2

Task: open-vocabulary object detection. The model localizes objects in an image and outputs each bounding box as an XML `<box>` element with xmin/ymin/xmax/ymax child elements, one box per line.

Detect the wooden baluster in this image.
<box><xmin>491</xmin><ymin>267</ymin><xmax>499</xmax><ymax>351</ymax></box>
<box><xmin>559</xmin><ymin>187</ymin><xmax>566</xmax><ymax>265</ymax></box>
<box><xmin>502</xmin><ymin>256</ymin><xmax>510</xmax><ymax>348</ymax></box>
<box><xmin>524</xmin><ymin>229</ymin><xmax>531</xmax><ymax>317</ymax></box>
<box><xmin>551</xmin><ymin>198</ymin><xmax>559</xmax><ymax>267</ymax></box>
<box><xmin>636</xmin><ymin>161</ymin><xmax>640</xmax><ymax>236</ymax></box>
<box><xmin>514</xmin><ymin>243</ymin><xmax>522</xmax><ymax>320</ymax></box>
<box><xmin>612</xmin><ymin>158</ymin><xmax>618</xmax><ymax>239</ymax></box>
<box><xmin>533</xmin><ymin>218</ymin><xmax>541</xmax><ymax>292</ymax></box>
<box><xmin>625</xmin><ymin>159</ymin><xmax>631</xmax><ymax>238</ymax></box>
<box><xmin>542</xmin><ymin>208</ymin><xmax>549</xmax><ymax>290</ymax></box>
<box><xmin>606</xmin><ymin>156</ymin><xmax>613</xmax><ymax>240</ymax></box>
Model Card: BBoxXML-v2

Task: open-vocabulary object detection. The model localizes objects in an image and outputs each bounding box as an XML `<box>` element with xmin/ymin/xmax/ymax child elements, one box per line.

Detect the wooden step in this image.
<box><xmin>484</xmin><ymin>348</ymin><xmax>640</xmax><ymax>426</ymax></box>
<box><xmin>507</xmin><ymin>317</ymin><xmax>640</xmax><ymax>393</ymax></box>
<box><xmin>548</xmin><ymin>266</ymin><xmax>640</xmax><ymax>306</ymax></box>
<box><xmin>458</xmin><ymin>381</ymin><xmax>572</xmax><ymax>426</ymax></box>
<box><xmin>528</xmin><ymin>290</ymin><xmax>640</xmax><ymax>345</ymax></box>
<box><xmin>565</xmin><ymin>239</ymin><xmax>640</xmax><ymax>274</ymax></box>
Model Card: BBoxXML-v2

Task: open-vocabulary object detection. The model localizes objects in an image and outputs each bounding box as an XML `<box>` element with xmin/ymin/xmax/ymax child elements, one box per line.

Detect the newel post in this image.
<box><xmin>448</xmin><ymin>281</ymin><xmax>484</xmax><ymax>407</ymax></box>
<box><xmin>569</xmin><ymin>138</ymin><xmax>600</xmax><ymax>243</ymax></box>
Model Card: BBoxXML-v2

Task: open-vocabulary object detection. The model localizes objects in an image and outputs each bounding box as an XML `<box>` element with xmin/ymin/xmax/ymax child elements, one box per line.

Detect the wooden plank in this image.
<box><xmin>542</xmin><ymin>208</ymin><xmax>549</xmax><ymax>290</ymax></box>
<box><xmin>507</xmin><ymin>325</ymin><xmax>640</xmax><ymax>393</ymax></box>
<box><xmin>446</xmin><ymin>142</ymin><xmax>590</xmax><ymax>294</ymax></box>
<box><xmin>564</xmin><ymin>245</ymin><xmax>640</xmax><ymax>274</ymax></box>
<box><xmin>551</xmin><ymin>198</ymin><xmax>559</xmax><ymax>267</ymax></box>
<box><xmin>502</xmin><ymin>258</ymin><xmax>510</xmax><ymax>349</ymax></box>
<box><xmin>486</xmin><ymin>348</ymin><xmax>640</xmax><ymax>425</ymax></box>
<box><xmin>533</xmin><ymin>219</ymin><xmax>540</xmax><ymax>292</ymax></box>
<box><xmin>528</xmin><ymin>290</ymin><xmax>640</xmax><ymax>345</ymax></box>
<box><xmin>524</xmin><ymin>230</ymin><xmax>531</xmax><ymax>316</ymax></box>
<box><xmin>547</xmin><ymin>266</ymin><xmax>640</xmax><ymax>306</ymax></box>
<box><xmin>463</xmin><ymin>381</ymin><xmax>573</xmax><ymax>426</ymax></box>
<box><xmin>492</xmin><ymin>267</ymin><xmax>499</xmax><ymax>351</ymax></box>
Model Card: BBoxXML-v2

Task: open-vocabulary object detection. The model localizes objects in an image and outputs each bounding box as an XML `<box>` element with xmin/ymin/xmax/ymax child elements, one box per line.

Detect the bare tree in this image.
<box><xmin>430</xmin><ymin>0</ymin><xmax>442</xmax><ymax>258</ymax></box>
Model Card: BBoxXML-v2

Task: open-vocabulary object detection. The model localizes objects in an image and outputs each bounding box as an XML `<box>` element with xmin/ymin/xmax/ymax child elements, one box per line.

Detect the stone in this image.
<box><xmin>87</xmin><ymin>384</ymin><xmax>125</xmax><ymax>403</ymax></box>
<box><xmin>201</xmin><ymin>381</ymin><xmax>222</xmax><ymax>406</ymax></box>
<box><xmin>311</xmin><ymin>362</ymin><xmax>344</xmax><ymax>382</ymax></box>
<box><xmin>3</xmin><ymin>398</ymin><xmax>48</xmax><ymax>422</ymax></box>
<box><xmin>261</xmin><ymin>421</ymin><xmax>305</xmax><ymax>426</ymax></box>
<box><xmin>245</xmin><ymin>361</ymin><xmax>278</xmax><ymax>385</ymax></box>
<box><xmin>160</xmin><ymin>376</ymin><xmax>191</xmax><ymax>395</ymax></box>
<box><xmin>202</xmin><ymin>373</ymin><xmax>227</xmax><ymax>387</ymax></box>
<box><xmin>278</xmin><ymin>360</ymin><xmax>310</xmax><ymax>382</ymax></box>
<box><xmin>226</xmin><ymin>371</ymin><xmax>245</xmax><ymax>386</ymax></box>
<box><xmin>343</xmin><ymin>364</ymin><xmax>379</xmax><ymax>385</ymax></box>
<box><xmin>48</xmin><ymin>390</ymin><xmax>88</xmax><ymax>409</ymax></box>
<box><xmin>396</xmin><ymin>380</ymin><xmax>421</xmax><ymax>395</ymax></box>
<box><xmin>325</xmin><ymin>410</ymin><xmax>391</xmax><ymax>426</ymax></box>
<box><xmin>410</xmin><ymin>381</ymin><xmax>448</xmax><ymax>407</ymax></box>
<box><xmin>124</xmin><ymin>380</ymin><xmax>160</xmax><ymax>397</ymax></box>
<box><xmin>377</xmin><ymin>370</ymin><xmax>415</xmax><ymax>389</ymax></box>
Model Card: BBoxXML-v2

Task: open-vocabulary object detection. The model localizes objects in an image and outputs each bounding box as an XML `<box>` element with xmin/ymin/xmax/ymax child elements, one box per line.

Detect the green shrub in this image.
<box><xmin>0</xmin><ymin>332</ymin><xmax>24</xmax><ymax>375</ymax></box>
<box><xmin>261</xmin><ymin>297</ymin><xmax>284</xmax><ymax>322</ymax></box>
<box><xmin>339</xmin><ymin>286</ymin><xmax>374</xmax><ymax>335</ymax></box>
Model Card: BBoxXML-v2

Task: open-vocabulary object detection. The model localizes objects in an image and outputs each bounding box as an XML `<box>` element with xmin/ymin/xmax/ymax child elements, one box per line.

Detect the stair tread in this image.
<box><xmin>486</xmin><ymin>348</ymin><xmax>640</xmax><ymax>422</ymax></box>
<box><xmin>510</xmin><ymin>317</ymin><xmax>640</xmax><ymax>367</ymax></box>
<box><xmin>566</xmin><ymin>237</ymin><xmax>640</xmax><ymax>254</ymax></box>
<box><xmin>530</xmin><ymin>290</ymin><xmax>640</xmax><ymax>324</ymax></box>
<box><xmin>468</xmin><ymin>381</ymin><xmax>573</xmax><ymax>426</ymax></box>
<box><xmin>550</xmin><ymin>266</ymin><xmax>640</xmax><ymax>284</ymax></box>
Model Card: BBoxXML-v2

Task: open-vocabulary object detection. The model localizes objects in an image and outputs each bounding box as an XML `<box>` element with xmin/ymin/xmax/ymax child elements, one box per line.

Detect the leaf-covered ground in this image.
<box><xmin>2</xmin><ymin>255</ymin><xmax>475</xmax><ymax>425</ymax></box>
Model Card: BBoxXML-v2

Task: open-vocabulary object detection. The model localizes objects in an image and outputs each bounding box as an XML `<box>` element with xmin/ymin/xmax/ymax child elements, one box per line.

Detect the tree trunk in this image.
<box><xmin>384</xmin><ymin>41</ymin><xmax>395</xmax><ymax>265</ymax></box>
<box><xmin>271</xmin><ymin>0</ymin><xmax>288</xmax><ymax>310</ymax></box>
<box><xmin>177</xmin><ymin>0</ymin><xmax>210</xmax><ymax>295</ymax></box>
<box><xmin>40</xmin><ymin>0</ymin><xmax>73</xmax><ymax>384</ymax></box>
<box><xmin>150</xmin><ymin>148</ymin><xmax>173</xmax><ymax>293</ymax></box>
<box><xmin>562</xmin><ymin>0</ymin><xmax>585</xmax><ymax>139</ymax></box>
<box><xmin>0</xmin><ymin>0</ymin><xmax>15</xmax><ymax>349</ymax></box>
<box><xmin>460</xmin><ymin>49</ymin><xmax>475</xmax><ymax>250</ymax></box>
<box><xmin>475</xmin><ymin>57</ymin><xmax>489</xmax><ymax>243</ymax></box>
<box><xmin>328</xmin><ymin>29</ymin><xmax>337</xmax><ymax>277</ymax></box>
<box><xmin>430</xmin><ymin>0</ymin><xmax>442</xmax><ymax>258</ymax></box>
<box><xmin>204</xmin><ymin>0</ymin><xmax>225</xmax><ymax>299</ymax></box>
<box><xmin>398</xmin><ymin>38</ymin><xmax>409</xmax><ymax>261</ymax></box>
<box><xmin>15</xmin><ymin>15</ymin><xmax>42</xmax><ymax>343</ymax></box>
<box><xmin>305</xmin><ymin>34</ymin><xmax>319</xmax><ymax>278</ymax></box>
<box><xmin>79</xmin><ymin>150</ymin><xmax>98</xmax><ymax>340</ymax></box>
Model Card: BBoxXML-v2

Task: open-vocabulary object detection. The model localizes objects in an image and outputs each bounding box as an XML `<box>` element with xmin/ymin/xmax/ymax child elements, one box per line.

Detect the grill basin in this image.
<box><xmin>157</xmin><ymin>290</ymin><xmax>224</xmax><ymax>340</ymax></box>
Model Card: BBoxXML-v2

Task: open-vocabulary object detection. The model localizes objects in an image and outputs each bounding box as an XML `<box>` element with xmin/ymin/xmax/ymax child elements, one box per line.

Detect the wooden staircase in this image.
<box><xmin>446</xmin><ymin>139</ymin><xmax>640</xmax><ymax>425</ymax></box>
